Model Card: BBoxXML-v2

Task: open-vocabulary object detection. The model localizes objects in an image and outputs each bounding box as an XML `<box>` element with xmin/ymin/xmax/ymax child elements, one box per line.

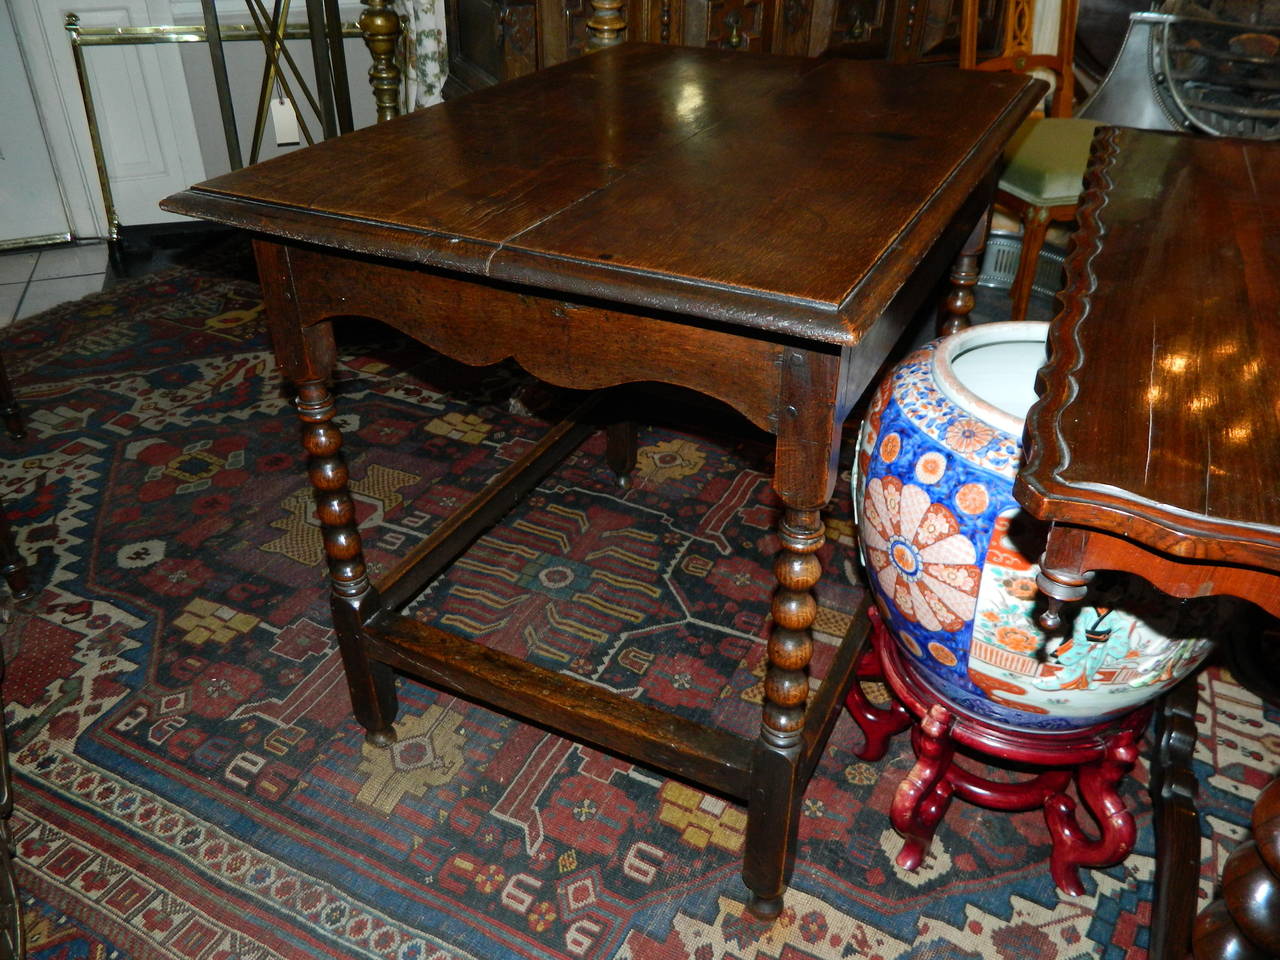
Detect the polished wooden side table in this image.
<box><xmin>1014</xmin><ymin>126</ymin><xmax>1280</xmax><ymax>960</ymax></box>
<box><xmin>164</xmin><ymin>43</ymin><xmax>1042</xmax><ymax>915</ymax></box>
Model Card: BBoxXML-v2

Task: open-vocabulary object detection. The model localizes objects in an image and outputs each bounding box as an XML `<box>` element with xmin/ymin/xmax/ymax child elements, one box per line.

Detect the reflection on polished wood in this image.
<box><xmin>162</xmin><ymin>44</ymin><xmax>1043</xmax><ymax>915</ymax></box>
<box><xmin>1013</xmin><ymin>126</ymin><xmax>1280</xmax><ymax>960</ymax></box>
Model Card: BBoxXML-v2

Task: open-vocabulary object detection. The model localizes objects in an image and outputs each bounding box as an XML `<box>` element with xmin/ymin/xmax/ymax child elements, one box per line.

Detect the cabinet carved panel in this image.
<box><xmin>706</xmin><ymin>0</ymin><xmax>773</xmax><ymax>50</ymax></box>
<box><xmin>444</xmin><ymin>0</ymin><xmax>1004</xmax><ymax>94</ymax></box>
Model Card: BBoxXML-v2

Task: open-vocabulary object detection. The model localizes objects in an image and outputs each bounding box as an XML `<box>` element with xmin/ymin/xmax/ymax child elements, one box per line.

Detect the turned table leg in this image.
<box><xmin>256</xmin><ymin>239</ymin><xmax>398</xmax><ymax>745</ymax></box>
<box><xmin>743</xmin><ymin>504</ymin><xmax>824</xmax><ymax>918</ymax></box>
<box><xmin>742</xmin><ymin>345</ymin><xmax>846</xmax><ymax>918</ymax></box>
<box><xmin>939</xmin><ymin>210</ymin><xmax>990</xmax><ymax>337</ymax></box>
<box><xmin>294</xmin><ymin>378</ymin><xmax>398</xmax><ymax>745</ymax></box>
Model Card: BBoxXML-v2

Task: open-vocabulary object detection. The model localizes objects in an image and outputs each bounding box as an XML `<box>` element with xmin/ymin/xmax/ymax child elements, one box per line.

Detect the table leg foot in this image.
<box><xmin>0</xmin><ymin>354</ymin><xmax>24</xmax><ymax>442</ymax></box>
<box><xmin>333</xmin><ymin>591</ymin><xmax>399</xmax><ymax>743</ymax></box>
<box><xmin>845</xmin><ymin>608</ymin><xmax>912</xmax><ymax>761</ymax></box>
<box><xmin>746</xmin><ymin>893</ymin><xmax>784</xmax><ymax>920</ymax></box>
<box><xmin>606</xmin><ymin>420</ymin><xmax>637</xmax><ymax>489</ymax></box>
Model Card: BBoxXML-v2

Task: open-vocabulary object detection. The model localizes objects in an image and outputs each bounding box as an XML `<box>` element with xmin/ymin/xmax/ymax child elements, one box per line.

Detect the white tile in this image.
<box><xmin>0</xmin><ymin>252</ymin><xmax>38</xmax><ymax>285</ymax></box>
<box><xmin>32</xmin><ymin>242</ymin><xmax>109</xmax><ymax>281</ymax></box>
<box><xmin>0</xmin><ymin>283</ymin><xmax>23</xmax><ymax>327</ymax></box>
<box><xmin>16</xmin><ymin>274</ymin><xmax>105</xmax><ymax>321</ymax></box>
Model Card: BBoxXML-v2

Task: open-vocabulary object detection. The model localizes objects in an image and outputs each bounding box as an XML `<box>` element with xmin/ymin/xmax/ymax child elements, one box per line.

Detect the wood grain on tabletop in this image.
<box><xmin>162</xmin><ymin>43</ymin><xmax>1042</xmax><ymax>342</ymax></box>
<box><xmin>1020</xmin><ymin>129</ymin><xmax>1280</xmax><ymax>569</ymax></box>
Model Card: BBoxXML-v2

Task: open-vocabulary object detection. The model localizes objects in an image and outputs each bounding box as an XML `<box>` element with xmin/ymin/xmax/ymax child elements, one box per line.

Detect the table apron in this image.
<box><xmin>1040</xmin><ymin>522</ymin><xmax>1280</xmax><ymax>619</ymax></box>
<box><xmin>256</xmin><ymin>240</ymin><xmax>861</xmax><ymax>438</ymax></box>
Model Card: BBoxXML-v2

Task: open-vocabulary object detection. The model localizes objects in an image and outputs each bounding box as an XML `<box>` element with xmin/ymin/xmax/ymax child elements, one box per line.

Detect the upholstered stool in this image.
<box><xmin>996</xmin><ymin>117</ymin><xmax>1098</xmax><ymax>323</ymax></box>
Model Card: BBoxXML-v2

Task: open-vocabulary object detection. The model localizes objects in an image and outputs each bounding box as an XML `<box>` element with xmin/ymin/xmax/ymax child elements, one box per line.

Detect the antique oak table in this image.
<box><xmin>163</xmin><ymin>43</ymin><xmax>1042</xmax><ymax>915</ymax></box>
<box><xmin>1015</xmin><ymin>127</ymin><xmax>1280</xmax><ymax>959</ymax></box>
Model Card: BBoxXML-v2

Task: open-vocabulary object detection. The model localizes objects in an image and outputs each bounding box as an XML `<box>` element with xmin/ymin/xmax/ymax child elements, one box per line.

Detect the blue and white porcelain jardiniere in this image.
<box><xmin>853</xmin><ymin>321</ymin><xmax>1234</xmax><ymax>733</ymax></box>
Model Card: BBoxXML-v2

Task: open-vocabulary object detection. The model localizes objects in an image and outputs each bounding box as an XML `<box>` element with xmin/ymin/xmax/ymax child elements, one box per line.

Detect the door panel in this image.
<box><xmin>0</xmin><ymin>0</ymin><xmax>72</xmax><ymax>247</ymax></box>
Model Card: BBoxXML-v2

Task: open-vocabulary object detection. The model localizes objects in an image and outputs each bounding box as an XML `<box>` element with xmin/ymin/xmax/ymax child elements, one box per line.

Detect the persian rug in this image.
<box><xmin>1</xmin><ymin>247</ymin><xmax>1274</xmax><ymax>960</ymax></box>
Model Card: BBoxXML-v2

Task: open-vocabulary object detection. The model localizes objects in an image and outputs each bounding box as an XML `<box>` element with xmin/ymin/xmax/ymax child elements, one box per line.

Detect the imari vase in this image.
<box><xmin>854</xmin><ymin>322</ymin><xmax>1234</xmax><ymax>733</ymax></box>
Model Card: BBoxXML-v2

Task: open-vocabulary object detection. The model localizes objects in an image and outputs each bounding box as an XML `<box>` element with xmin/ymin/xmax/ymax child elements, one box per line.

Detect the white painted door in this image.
<box><xmin>0</xmin><ymin>0</ymin><xmax>73</xmax><ymax>247</ymax></box>
<box><xmin>9</xmin><ymin>0</ymin><xmax>208</xmax><ymax>237</ymax></box>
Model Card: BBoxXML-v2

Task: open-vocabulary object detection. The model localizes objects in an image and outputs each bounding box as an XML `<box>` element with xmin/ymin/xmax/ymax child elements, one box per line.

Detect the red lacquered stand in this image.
<box><xmin>846</xmin><ymin>607</ymin><xmax>1149</xmax><ymax>894</ymax></box>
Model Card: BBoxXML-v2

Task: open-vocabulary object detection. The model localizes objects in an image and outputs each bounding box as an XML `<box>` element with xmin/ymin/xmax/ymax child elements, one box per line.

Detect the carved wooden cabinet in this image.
<box><xmin>442</xmin><ymin>0</ymin><xmax>1005</xmax><ymax>93</ymax></box>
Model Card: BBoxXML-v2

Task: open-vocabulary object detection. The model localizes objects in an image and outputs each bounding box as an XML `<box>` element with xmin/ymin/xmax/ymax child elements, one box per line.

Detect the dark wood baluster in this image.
<box><xmin>295</xmin><ymin>380</ymin><xmax>398</xmax><ymax>745</ymax></box>
<box><xmin>1194</xmin><ymin>777</ymin><xmax>1280</xmax><ymax>960</ymax></box>
<box><xmin>359</xmin><ymin>0</ymin><xmax>402</xmax><ymax>121</ymax></box>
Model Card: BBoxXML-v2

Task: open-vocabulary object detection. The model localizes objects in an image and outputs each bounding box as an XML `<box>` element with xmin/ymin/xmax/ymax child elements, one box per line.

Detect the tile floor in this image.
<box><xmin>0</xmin><ymin>241</ymin><xmax>108</xmax><ymax>331</ymax></box>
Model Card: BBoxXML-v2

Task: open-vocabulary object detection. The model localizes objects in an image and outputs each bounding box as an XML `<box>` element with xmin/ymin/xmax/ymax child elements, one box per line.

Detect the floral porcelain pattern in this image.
<box><xmin>855</xmin><ymin>332</ymin><xmax>1233</xmax><ymax>733</ymax></box>
<box><xmin>396</xmin><ymin>0</ymin><xmax>448</xmax><ymax>110</ymax></box>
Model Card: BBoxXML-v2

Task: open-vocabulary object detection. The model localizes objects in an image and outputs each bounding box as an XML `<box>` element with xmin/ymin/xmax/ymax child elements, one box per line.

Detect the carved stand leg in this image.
<box><xmin>743</xmin><ymin>506</ymin><xmax>823</xmax><ymax>918</ymax></box>
<box><xmin>1043</xmin><ymin>726</ymin><xmax>1139</xmax><ymax>896</ymax></box>
<box><xmin>844</xmin><ymin>608</ymin><xmax>912</xmax><ymax>761</ymax></box>
<box><xmin>892</xmin><ymin>704</ymin><xmax>957</xmax><ymax>870</ymax></box>
<box><xmin>938</xmin><ymin>210</ymin><xmax>990</xmax><ymax>337</ymax></box>
<box><xmin>294</xmin><ymin>378</ymin><xmax>398</xmax><ymax>745</ymax></box>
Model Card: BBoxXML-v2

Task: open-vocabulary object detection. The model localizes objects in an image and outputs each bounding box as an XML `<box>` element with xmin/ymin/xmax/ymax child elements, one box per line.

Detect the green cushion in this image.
<box><xmin>999</xmin><ymin>117</ymin><xmax>1099</xmax><ymax>208</ymax></box>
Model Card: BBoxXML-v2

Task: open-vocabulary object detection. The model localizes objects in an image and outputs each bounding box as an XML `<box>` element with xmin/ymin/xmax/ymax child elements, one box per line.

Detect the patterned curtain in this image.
<box><xmin>395</xmin><ymin>0</ymin><xmax>448</xmax><ymax>110</ymax></box>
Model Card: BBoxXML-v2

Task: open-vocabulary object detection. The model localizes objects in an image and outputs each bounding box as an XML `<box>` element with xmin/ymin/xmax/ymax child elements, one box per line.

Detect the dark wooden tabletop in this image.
<box><xmin>162</xmin><ymin>43</ymin><xmax>1042</xmax><ymax>346</ymax></box>
<box><xmin>1017</xmin><ymin>127</ymin><xmax>1280</xmax><ymax>572</ymax></box>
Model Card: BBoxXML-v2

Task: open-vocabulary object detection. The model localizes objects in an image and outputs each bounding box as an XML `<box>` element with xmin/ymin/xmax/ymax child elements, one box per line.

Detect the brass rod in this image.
<box><xmin>323</xmin><ymin>0</ymin><xmax>354</xmax><ymax>132</ymax></box>
<box><xmin>245</xmin><ymin>0</ymin><xmax>324</xmax><ymax>137</ymax></box>
<box><xmin>304</xmin><ymin>0</ymin><xmax>338</xmax><ymax>138</ymax></box>
<box><xmin>65</xmin><ymin>14</ymin><xmax>120</xmax><ymax>241</ymax></box>
<box><xmin>71</xmin><ymin>22</ymin><xmax>359</xmax><ymax>44</ymax></box>
<box><xmin>200</xmin><ymin>0</ymin><xmax>244</xmax><ymax>170</ymax></box>
<box><xmin>249</xmin><ymin>0</ymin><xmax>289</xmax><ymax>165</ymax></box>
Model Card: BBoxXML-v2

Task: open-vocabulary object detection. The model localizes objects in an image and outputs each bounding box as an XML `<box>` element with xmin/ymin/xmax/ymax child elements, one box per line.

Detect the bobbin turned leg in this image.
<box><xmin>254</xmin><ymin>239</ymin><xmax>397</xmax><ymax>746</ymax></box>
<box><xmin>294</xmin><ymin>379</ymin><xmax>399</xmax><ymax>745</ymax></box>
<box><xmin>742</xmin><ymin>505</ymin><xmax>824</xmax><ymax>919</ymax></box>
<box><xmin>939</xmin><ymin>210</ymin><xmax>989</xmax><ymax>336</ymax></box>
